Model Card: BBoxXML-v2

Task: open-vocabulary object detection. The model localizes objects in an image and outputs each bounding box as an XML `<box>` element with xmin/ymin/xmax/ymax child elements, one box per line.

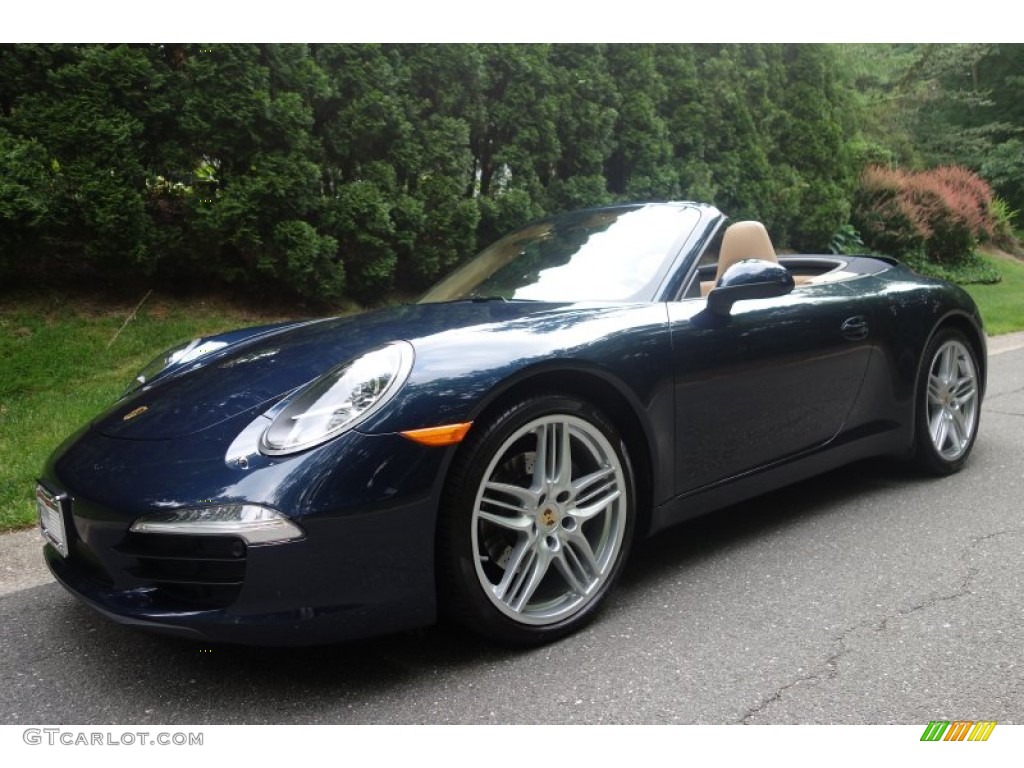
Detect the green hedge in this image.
<box><xmin>0</xmin><ymin>43</ymin><xmax>860</xmax><ymax>302</ymax></box>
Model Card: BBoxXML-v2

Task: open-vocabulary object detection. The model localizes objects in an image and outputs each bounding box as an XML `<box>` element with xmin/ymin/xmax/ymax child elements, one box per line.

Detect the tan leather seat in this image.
<box><xmin>700</xmin><ymin>220</ymin><xmax>779</xmax><ymax>296</ymax></box>
<box><xmin>715</xmin><ymin>221</ymin><xmax>778</xmax><ymax>282</ymax></box>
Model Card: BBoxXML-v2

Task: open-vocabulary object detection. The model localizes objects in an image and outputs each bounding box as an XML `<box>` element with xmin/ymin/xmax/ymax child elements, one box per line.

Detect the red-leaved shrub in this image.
<box><xmin>853</xmin><ymin>165</ymin><xmax>994</xmax><ymax>264</ymax></box>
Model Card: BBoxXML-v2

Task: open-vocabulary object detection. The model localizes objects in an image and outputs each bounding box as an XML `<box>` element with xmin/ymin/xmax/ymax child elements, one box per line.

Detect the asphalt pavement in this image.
<box><xmin>1</xmin><ymin>334</ymin><xmax>1022</xmax><ymax>724</ymax></box>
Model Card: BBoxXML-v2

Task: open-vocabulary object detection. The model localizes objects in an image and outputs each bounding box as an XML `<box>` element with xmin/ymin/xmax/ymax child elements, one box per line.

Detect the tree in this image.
<box><xmin>0</xmin><ymin>43</ymin><xmax>872</xmax><ymax>299</ymax></box>
<box><xmin>604</xmin><ymin>45</ymin><xmax>674</xmax><ymax>200</ymax></box>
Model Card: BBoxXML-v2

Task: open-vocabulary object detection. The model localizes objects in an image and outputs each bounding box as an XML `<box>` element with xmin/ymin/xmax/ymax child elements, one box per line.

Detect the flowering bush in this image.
<box><xmin>853</xmin><ymin>166</ymin><xmax>995</xmax><ymax>264</ymax></box>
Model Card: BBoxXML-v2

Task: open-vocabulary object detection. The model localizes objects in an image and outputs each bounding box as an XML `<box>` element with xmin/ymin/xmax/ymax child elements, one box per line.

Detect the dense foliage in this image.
<box><xmin>836</xmin><ymin>43</ymin><xmax>1024</xmax><ymax>232</ymax></box>
<box><xmin>0</xmin><ymin>43</ymin><xmax>858</xmax><ymax>302</ymax></box>
<box><xmin>854</xmin><ymin>165</ymin><xmax>995</xmax><ymax>264</ymax></box>
<box><xmin>912</xmin><ymin>44</ymin><xmax>1024</xmax><ymax>218</ymax></box>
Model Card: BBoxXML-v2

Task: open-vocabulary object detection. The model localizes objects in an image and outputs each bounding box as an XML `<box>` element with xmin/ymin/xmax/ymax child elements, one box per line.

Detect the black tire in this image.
<box><xmin>913</xmin><ymin>329</ymin><xmax>981</xmax><ymax>476</ymax></box>
<box><xmin>437</xmin><ymin>395</ymin><xmax>635</xmax><ymax>646</ymax></box>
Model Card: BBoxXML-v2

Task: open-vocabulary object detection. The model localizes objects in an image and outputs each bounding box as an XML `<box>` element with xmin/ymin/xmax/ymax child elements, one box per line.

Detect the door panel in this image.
<box><xmin>668</xmin><ymin>282</ymin><xmax>873</xmax><ymax>495</ymax></box>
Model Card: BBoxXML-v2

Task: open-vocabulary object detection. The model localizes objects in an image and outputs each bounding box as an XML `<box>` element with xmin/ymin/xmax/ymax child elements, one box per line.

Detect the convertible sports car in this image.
<box><xmin>37</xmin><ymin>201</ymin><xmax>985</xmax><ymax>646</ymax></box>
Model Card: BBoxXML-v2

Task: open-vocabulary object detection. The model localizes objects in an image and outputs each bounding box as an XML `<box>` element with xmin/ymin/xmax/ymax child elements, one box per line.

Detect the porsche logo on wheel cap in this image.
<box><xmin>540</xmin><ymin>508</ymin><xmax>558</xmax><ymax>527</ymax></box>
<box><xmin>122</xmin><ymin>406</ymin><xmax>148</xmax><ymax>421</ymax></box>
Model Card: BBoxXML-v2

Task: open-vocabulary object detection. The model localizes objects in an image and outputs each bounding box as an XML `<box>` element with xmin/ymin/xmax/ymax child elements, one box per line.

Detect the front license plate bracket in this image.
<box><xmin>37</xmin><ymin>483</ymin><xmax>71</xmax><ymax>558</ymax></box>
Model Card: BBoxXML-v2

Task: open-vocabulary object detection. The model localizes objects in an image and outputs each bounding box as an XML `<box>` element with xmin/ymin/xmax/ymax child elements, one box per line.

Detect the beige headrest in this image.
<box><xmin>716</xmin><ymin>221</ymin><xmax>778</xmax><ymax>281</ymax></box>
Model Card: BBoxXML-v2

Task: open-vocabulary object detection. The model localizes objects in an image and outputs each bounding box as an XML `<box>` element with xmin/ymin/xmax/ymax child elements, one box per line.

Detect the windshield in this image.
<box><xmin>419</xmin><ymin>204</ymin><xmax>701</xmax><ymax>303</ymax></box>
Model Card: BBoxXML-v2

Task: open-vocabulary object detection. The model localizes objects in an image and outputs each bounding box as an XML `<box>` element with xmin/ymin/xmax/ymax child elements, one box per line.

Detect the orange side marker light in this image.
<box><xmin>400</xmin><ymin>422</ymin><xmax>473</xmax><ymax>447</ymax></box>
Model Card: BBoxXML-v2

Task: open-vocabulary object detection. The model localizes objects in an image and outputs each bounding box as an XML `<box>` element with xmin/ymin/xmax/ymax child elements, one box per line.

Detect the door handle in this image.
<box><xmin>841</xmin><ymin>315</ymin><xmax>869</xmax><ymax>341</ymax></box>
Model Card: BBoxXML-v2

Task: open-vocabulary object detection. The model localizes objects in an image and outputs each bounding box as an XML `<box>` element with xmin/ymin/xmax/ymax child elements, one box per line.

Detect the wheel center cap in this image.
<box><xmin>540</xmin><ymin>507</ymin><xmax>558</xmax><ymax>528</ymax></box>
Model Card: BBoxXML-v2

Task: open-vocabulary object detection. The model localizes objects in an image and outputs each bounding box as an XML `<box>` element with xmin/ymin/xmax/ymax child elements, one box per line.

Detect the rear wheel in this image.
<box><xmin>914</xmin><ymin>329</ymin><xmax>981</xmax><ymax>475</ymax></box>
<box><xmin>437</xmin><ymin>395</ymin><xmax>634</xmax><ymax>645</ymax></box>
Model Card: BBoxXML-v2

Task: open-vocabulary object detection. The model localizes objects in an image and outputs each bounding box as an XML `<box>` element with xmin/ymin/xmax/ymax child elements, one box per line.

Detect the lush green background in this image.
<box><xmin>4</xmin><ymin>43</ymin><xmax>1020</xmax><ymax>306</ymax></box>
<box><xmin>3</xmin><ymin>43</ymin><xmax>1021</xmax><ymax>304</ymax></box>
<box><xmin>0</xmin><ymin>44</ymin><xmax>872</xmax><ymax>302</ymax></box>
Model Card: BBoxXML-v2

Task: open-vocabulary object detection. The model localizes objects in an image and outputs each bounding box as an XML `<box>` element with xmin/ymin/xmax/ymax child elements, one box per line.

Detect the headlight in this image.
<box><xmin>126</xmin><ymin>338</ymin><xmax>228</xmax><ymax>395</ymax></box>
<box><xmin>130</xmin><ymin>504</ymin><xmax>304</xmax><ymax>544</ymax></box>
<box><xmin>259</xmin><ymin>341</ymin><xmax>414</xmax><ymax>456</ymax></box>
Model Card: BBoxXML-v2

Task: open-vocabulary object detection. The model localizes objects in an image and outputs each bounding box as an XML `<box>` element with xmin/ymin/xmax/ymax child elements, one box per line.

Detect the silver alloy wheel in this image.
<box><xmin>925</xmin><ymin>339</ymin><xmax>979</xmax><ymax>462</ymax></box>
<box><xmin>471</xmin><ymin>414</ymin><xmax>628</xmax><ymax>626</ymax></box>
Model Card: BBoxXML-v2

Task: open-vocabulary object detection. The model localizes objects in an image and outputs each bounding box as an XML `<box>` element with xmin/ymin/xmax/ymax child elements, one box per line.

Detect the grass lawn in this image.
<box><xmin>964</xmin><ymin>249</ymin><xmax>1024</xmax><ymax>336</ymax></box>
<box><xmin>0</xmin><ymin>290</ymin><xmax>304</xmax><ymax>531</ymax></box>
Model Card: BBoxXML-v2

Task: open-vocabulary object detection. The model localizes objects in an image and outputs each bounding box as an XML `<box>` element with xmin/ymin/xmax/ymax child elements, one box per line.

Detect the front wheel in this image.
<box><xmin>913</xmin><ymin>329</ymin><xmax>981</xmax><ymax>475</ymax></box>
<box><xmin>437</xmin><ymin>396</ymin><xmax>635</xmax><ymax>645</ymax></box>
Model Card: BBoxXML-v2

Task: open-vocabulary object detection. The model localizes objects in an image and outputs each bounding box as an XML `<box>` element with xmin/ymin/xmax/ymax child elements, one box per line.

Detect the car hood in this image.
<box><xmin>93</xmin><ymin>301</ymin><xmax>565</xmax><ymax>440</ymax></box>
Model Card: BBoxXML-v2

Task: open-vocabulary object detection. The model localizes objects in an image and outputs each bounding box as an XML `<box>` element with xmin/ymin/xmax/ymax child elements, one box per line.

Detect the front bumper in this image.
<box><xmin>43</xmin><ymin>495</ymin><xmax>437</xmax><ymax>646</ymax></box>
<box><xmin>41</xmin><ymin>425</ymin><xmax>448</xmax><ymax>646</ymax></box>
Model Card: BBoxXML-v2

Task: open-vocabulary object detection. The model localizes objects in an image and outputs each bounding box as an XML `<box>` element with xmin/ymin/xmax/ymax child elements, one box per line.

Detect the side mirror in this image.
<box><xmin>707</xmin><ymin>259</ymin><xmax>795</xmax><ymax>316</ymax></box>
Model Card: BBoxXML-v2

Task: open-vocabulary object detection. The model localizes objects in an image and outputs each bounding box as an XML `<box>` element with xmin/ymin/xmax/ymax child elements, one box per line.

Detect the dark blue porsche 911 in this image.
<box><xmin>37</xmin><ymin>202</ymin><xmax>985</xmax><ymax>646</ymax></box>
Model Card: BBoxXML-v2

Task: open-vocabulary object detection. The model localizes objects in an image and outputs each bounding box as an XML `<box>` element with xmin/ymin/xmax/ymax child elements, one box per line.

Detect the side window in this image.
<box><xmin>698</xmin><ymin>225</ymin><xmax>725</xmax><ymax>268</ymax></box>
<box><xmin>681</xmin><ymin>223</ymin><xmax>727</xmax><ymax>299</ymax></box>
